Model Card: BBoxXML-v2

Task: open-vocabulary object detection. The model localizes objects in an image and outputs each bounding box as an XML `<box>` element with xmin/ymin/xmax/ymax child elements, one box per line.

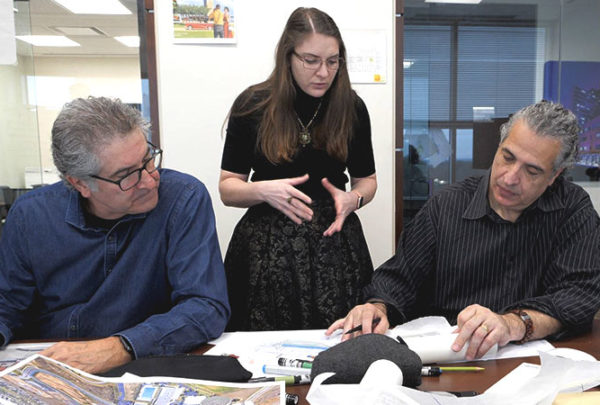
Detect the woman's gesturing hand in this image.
<box><xmin>260</xmin><ymin>174</ymin><xmax>313</xmax><ymax>224</ymax></box>
<box><xmin>321</xmin><ymin>177</ymin><xmax>358</xmax><ymax>236</ymax></box>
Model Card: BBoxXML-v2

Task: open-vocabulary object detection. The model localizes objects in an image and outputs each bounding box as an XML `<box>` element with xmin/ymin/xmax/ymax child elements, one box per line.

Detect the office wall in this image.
<box><xmin>0</xmin><ymin>54</ymin><xmax>39</xmax><ymax>188</ymax></box>
<box><xmin>153</xmin><ymin>1</ymin><xmax>397</xmax><ymax>267</ymax></box>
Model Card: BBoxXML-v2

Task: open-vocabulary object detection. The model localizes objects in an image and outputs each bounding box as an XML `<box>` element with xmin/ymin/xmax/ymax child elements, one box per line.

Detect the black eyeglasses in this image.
<box><xmin>292</xmin><ymin>51</ymin><xmax>344</xmax><ymax>72</ymax></box>
<box><xmin>90</xmin><ymin>141</ymin><xmax>163</xmax><ymax>191</ymax></box>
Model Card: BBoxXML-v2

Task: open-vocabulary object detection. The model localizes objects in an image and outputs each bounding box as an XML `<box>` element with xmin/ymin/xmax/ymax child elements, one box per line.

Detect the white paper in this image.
<box><xmin>0</xmin><ymin>342</ymin><xmax>54</xmax><ymax>369</ymax></box>
<box><xmin>403</xmin><ymin>333</ymin><xmax>498</xmax><ymax>364</ymax></box>
<box><xmin>307</xmin><ymin>360</ymin><xmax>425</xmax><ymax>405</ymax></box>
<box><xmin>206</xmin><ymin>317</ymin><xmax>555</xmax><ymax>377</ymax></box>
<box><xmin>206</xmin><ymin>329</ymin><xmax>338</xmax><ymax>377</ymax></box>
<box><xmin>392</xmin><ymin>316</ymin><xmax>549</xmax><ymax>364</ymax></box>
<box><xmin>307</xmin><ymin>352</ymin><xmax>600</xmax><ymax>405</ymax></box>
<box><xmin>343</xmin><ymin>29</ymin><xmax>387</xmax><ymax>84</ymax></box>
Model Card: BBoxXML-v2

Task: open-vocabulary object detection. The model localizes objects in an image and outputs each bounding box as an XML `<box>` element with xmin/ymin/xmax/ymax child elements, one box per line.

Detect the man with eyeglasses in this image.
<box><xmin>0</xmin><ymin>97</ymin><xmax>230</xmax><ymax>373</ymax></box>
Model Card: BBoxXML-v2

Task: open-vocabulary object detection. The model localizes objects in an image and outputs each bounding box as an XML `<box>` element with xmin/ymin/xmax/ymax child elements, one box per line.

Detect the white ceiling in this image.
<box><xmin>14</xmin><ymin>0</ymin><xmax>140</xmax><ymax>56</ymax></box>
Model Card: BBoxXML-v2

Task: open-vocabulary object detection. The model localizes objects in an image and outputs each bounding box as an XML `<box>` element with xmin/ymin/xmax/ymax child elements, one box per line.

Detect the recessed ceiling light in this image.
<box><xmin>425</xmin><ymin>0</ymin><xmax>482</xmax><ymax>4</ymax></box>
<box><xmin>51</xmin><ymin>0</ymin><xmax>131</xmax><ymax>15</ymax></box>
<box><xmin>16</xmin><ymin>35</ymin><xmax>80</xmax><ymax>47</ymax></box>
<box><xmin>114</xmin><ymin>36</ymin><xmax>140</xmax><ymax>47</ymax></box>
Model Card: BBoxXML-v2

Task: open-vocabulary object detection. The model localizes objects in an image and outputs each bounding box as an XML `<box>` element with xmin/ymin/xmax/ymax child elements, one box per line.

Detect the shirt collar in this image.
<box><xmin>463</xmin><ymin>170</ymin><xmax>565</xmax><ymax>221</ymax></box>
<box><xmin>64</xmin><ymin>187</ymin><xmax>146</xmax><ymax>230</ymax></box>
<box><xmin>463</xmin><ymin>172</ymin><xmax>491</xmax><ymax>220</ymax></box>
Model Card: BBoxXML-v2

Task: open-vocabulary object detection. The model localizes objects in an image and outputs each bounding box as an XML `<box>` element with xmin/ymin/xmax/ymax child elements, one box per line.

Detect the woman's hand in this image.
<box><xmin>321</xmin><ymin>178</ymin><xmax>358</xmax><ymax>236</ymax></box>
<box><xmin>259</xmin><ymin>174</ymin><xmax>313</xmax><ymax>224</ymax></box>
<box><xmin>219</xmin><ymin>170</ymin><xmax>313</xmax><ymax>224</ymax></box>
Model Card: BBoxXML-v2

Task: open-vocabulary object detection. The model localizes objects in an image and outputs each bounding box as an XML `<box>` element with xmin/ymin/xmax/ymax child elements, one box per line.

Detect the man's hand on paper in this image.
<box><xmin>39</xmin><ymin>336</ymin><xmax>132</xmax><ymax>374</ymax></box>
<box><xmin>452</xmin><ymin>304</ymin><xmax>523</xmax><ymax>360</ymax></box>
<box><xmin>325</xmin><ymin>303</ymin><xmax>389</xmax><ymax>342</ymax></box>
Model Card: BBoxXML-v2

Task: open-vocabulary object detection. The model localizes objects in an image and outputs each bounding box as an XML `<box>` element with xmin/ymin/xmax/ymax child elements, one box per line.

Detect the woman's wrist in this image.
<box><xmin>350</xmin><ymin>190</ymin><xmax>364</xmax><ymax>210</ymax></box>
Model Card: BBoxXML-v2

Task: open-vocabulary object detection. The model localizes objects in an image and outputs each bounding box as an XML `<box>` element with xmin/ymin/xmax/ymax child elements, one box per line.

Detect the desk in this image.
<box><xmin>14</xmin><ymin>320</ymin><xmax>598</xmax><ymax>404</ymax></box>
<box><xmin>277</xmin><ymin>319</ymin><xmax>600</xmax><ymax>405</ymax></box>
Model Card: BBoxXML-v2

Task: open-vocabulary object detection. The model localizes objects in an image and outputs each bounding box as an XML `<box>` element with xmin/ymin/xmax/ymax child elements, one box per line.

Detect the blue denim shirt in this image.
<box><xmin>0</xmin><ymin>169</ymin><xmax>230</xmax><ymax>358</ymax></box>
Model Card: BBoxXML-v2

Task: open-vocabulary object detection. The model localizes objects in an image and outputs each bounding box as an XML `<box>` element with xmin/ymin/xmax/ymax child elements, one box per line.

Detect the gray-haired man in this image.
<box><xmin>328</xmin><ymin>100</ymin><xmax>600</xmax><ymax>360</ymax></box>
<box><xmin>0</xmin><ymin>97</ymin><xmax>229</xmax><ymax>373</ymax></box>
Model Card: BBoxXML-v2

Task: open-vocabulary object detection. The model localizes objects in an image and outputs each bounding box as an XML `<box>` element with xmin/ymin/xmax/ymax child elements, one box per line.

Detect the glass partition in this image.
<box><xmin>1</xmin><ymin>0</ymin><xmax>143</xmax><ymax>233</ymax></box>
<box><xmin>1</xmin><ymin>1</ymin><xmax>40</xmax><ymax>231</ymax></box>
<box><xmin>401</xmin><ymin>0</ymin><xmax>600</xmax><ymax>223</ymax></box>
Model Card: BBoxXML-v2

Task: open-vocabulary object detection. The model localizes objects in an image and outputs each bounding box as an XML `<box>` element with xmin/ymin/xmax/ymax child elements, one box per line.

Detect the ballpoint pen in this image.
<box><xmin>344</xmin><ymin>317</ymin><xmax>381</xmax><ymax>334</ymax></box>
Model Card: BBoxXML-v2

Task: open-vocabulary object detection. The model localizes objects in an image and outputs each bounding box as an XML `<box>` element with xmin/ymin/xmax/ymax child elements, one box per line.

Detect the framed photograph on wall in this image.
<box><xmin>172</xmin><ymin>0</ymin><xmax>236</xmax><ymax>44</ymax></box>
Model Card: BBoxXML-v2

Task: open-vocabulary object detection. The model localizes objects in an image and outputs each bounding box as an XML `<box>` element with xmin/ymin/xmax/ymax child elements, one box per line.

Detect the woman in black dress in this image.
<box><xmin>219</xmin><ymin>7</ymin><xmax>377</xmax><ymax>331</ymax></box>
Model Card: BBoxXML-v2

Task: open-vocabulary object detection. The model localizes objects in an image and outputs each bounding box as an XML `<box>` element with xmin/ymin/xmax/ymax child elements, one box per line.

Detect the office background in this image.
<box><xmin>2</xmin><ymin>0</ymin><xmax>599</xmax><ymax>268</ymax></box>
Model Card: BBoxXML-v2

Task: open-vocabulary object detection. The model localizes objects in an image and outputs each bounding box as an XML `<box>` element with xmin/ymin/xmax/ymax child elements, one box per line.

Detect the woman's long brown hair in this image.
<box><xmin>230</xmin><ymin>7</ymin><xmax>357</xmax><ymax>164</ymax></box>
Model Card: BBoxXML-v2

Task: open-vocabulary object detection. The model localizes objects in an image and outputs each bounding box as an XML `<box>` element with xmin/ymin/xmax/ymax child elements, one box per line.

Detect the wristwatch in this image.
<box><xmin>352</xmin><ymin>190</ymin><xmax>364</xmax><ymax>209</ymax></box>
<box><xmin>509</xmin><ymin>309</ymin><xmax>534</xmax><ymax>344</ymax></box>
<box><xmin>118</xmin><ymin>335</ymin><xmax>136</xmax><ymax>359</ymax></box>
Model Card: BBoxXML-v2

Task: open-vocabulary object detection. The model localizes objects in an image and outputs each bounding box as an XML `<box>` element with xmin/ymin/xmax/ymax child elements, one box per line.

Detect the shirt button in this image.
<box><xmin>108</xmin><ymin>235</ymin><xmax>114</xmax><ymax>241</ymax></box>
<box><xmin>70</xmin><ymin>325</ymin><xmax>76</xmax><ymax>331</ymax></box>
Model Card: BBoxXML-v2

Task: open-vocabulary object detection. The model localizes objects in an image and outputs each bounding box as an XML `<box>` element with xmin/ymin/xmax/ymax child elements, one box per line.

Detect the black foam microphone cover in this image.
<box><xmin>310</xmin><ymin>334</ymin><xmax>422</xmax><ymax>387</ymax></box>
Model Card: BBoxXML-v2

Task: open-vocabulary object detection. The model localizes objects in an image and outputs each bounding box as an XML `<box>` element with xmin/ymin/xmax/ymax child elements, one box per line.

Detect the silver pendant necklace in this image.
<box><xmin>296</xmin><ymin>101</ymin><xmax>322</xmax><ymax>146</ymax></box>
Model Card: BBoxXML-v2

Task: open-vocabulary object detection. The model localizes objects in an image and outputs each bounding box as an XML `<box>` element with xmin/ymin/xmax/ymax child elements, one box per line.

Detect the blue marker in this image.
<box><xmin>263</xmin><ymin>364</ymin><xmax>312</xmax><ymax>376</ymax></box>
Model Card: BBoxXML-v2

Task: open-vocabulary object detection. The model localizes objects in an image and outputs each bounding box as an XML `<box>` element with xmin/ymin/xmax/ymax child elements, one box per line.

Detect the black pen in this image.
<box><xmin>344</xmin><ymin>317</ymin><xmax>381</xmax><ymax>334</ymax></box>
<box><xmin>421</xmin><ymin>366</ymin><xmax>442</xmax><ymax>376</ymax></box>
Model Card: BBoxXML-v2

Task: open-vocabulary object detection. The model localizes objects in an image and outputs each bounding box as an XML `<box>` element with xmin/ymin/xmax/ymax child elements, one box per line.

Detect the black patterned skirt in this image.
<box><xmin>224</xmin><ymin>199</ymin><xmax>373</xmax><ymax>331</ymax></box>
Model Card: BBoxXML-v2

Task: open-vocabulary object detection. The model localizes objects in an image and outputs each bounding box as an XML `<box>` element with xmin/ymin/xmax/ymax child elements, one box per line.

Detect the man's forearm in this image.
<box><xmin>502</xmin><ymin>309</ymin><xmax>562</xmax><ymax>343</ymax></box>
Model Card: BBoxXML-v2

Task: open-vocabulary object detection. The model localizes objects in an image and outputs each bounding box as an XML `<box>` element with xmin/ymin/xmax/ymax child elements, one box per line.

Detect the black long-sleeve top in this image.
<box><xmin>364</xmin><ymin>172</ymin><xmax>600</xmax><ymax>336</ymax></box>
<box><xmin>221</xmin><ymin>87</ymin><xmax>375</xmax><ymax>200</ymax></box>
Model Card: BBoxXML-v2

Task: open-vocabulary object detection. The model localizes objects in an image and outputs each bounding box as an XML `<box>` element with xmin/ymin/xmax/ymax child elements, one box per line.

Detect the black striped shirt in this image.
<box><xmin>364</xmin><ymin>172</ymin><xmax>600</xmax><ymax>335</ymax></box>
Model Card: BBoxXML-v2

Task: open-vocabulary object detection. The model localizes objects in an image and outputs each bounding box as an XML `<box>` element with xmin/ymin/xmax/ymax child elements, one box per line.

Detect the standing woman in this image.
<box><xmin>220</xmin><ymin>7</ymin><xmax>377</xmax><ymax>331</ymax></box>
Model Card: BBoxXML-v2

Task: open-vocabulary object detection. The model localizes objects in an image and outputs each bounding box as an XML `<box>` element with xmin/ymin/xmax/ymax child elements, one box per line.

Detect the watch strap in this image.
<box><xmin>118</xmin><ymin>335</ymin><xmax>136</xmax><ymax>359</ymax></box>
<box><xmin>509</xmin><ymin>309</ymin><xmax>534</xmax><ymax>344</ymax></box>
<box><xmin>351</xmin><ymin>190</ymin><xmax>364</xmax><ymax>209</ymax></box>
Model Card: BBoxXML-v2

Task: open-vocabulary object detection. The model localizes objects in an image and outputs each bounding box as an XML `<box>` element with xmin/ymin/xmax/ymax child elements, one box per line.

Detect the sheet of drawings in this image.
<box><xmin>0</xmin><ymin>354</ymin><xmax>284</xmax><ymax>405</ymax></box>
<box><xmin>206</xmin><ymin>329</ymin><xmax>340</xmax><ymax>377</ymax></box>
<box><xmin>207</xmin><ymin>316</ymin><xmax>556</xmax><ymax>378</ymax></box>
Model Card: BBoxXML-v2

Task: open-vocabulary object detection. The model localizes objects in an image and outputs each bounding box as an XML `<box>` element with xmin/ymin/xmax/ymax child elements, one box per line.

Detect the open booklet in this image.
<box><xmin>206</xmin><ymin>316</ymin><xmax>555</xmax><ymax>377</ymax></box>
<box><xmin>0</xmin><ymin>354</ymin><xmax>284</xmax><ymax>405</ymax></box>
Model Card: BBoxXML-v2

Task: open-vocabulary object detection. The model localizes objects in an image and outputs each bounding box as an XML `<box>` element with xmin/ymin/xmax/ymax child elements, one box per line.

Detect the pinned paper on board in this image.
<box><xmin>343</xmin><ymin>29</ymin><xmax>387</xmax><ymax>84</ymax></box>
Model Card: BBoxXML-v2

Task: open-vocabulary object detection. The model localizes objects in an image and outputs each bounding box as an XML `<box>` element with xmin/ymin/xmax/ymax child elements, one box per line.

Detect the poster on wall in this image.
<box><xmin>172</xmin><ymin>0</ymin><xmax>236</xmax><ymax>44</ymax></box>
<box><xmin>544</xmin><ymin>61</ymin><xmax>600</xmax><ymax>167</ymax></box>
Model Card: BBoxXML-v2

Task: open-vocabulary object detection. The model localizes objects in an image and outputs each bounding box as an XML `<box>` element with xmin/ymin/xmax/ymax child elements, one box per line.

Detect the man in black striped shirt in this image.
<box><xmin>327</xmin><ymin>101</ymin><xmax>600</xmax><ymax>360</ymax></box>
